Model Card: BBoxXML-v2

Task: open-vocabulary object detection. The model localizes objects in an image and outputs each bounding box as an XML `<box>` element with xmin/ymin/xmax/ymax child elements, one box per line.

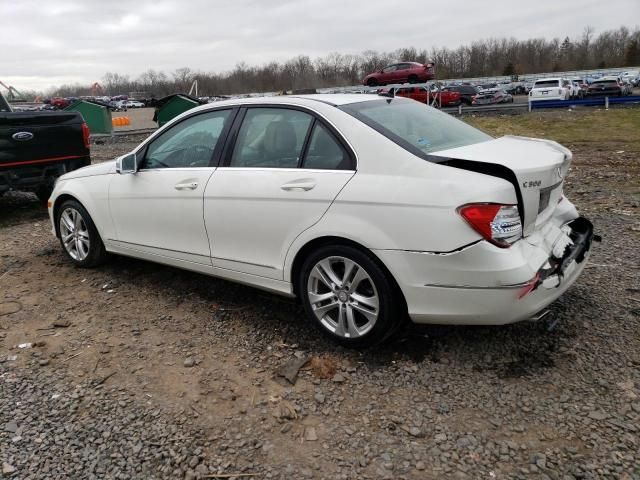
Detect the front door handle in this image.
<box><xmin>280</xmin><ymin>181</ymin><xmax>316</xmax><ymax>191</ymax></box>
<box><xmin>175</xmin><ymin>182</ymin><xmax>198</xmax><ymax>190</ymax></box>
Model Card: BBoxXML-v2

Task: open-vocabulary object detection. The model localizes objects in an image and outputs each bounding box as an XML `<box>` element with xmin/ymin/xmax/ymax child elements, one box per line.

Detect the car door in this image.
<box><xmin>204</xmin><ymin>106</ymin><xmax>356</xmax><ymax>280</ymax></box>
<box><xmin>381</xmin><ymin>64</ymin><xmax>398</xmax><ymax>84</ymax></box>
<box><xmin>108</xmin><ymin>108</ymin><xmax>235</xmax><ymax>265</ymax></box>
<box><xmin>396</xmin><ymin>63</ymin><xmax>412</xmax><ymax>82</ymax></box>
<box><xmin>391</xmin><ymin>63</ymin><xmax>408</xmax><ymax>83</ymax></box>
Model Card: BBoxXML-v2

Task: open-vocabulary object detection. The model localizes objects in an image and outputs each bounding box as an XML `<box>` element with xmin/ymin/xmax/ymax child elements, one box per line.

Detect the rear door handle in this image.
<box><xmin>280</xmin><ymin>181</ymin><xmax>316</xmax><ymax>191</ymax></box>
<box><xmin>174</xmin><ymin>182</ymin><xmax>198</xmax><ymax>190</ymax></box>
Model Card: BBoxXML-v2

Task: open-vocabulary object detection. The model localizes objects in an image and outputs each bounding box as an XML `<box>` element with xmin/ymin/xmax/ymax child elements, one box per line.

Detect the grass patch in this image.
<box><xmin>463</xmin><ymin>107</ymin><xmax>640</xmax><ymax>152</ymax></box>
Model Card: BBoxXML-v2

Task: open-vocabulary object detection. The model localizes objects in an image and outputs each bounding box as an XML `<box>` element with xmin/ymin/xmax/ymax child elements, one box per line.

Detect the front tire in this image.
<box><xmin>299</xmin><ymin>245</ymin><xmax>404</xmax><ymax>348</ymax></box>
<box><xmin>366</xmin><ymin>78</ymin><xmax>379</xmax><ymax>87</ymax></box>
<box><xmin>56</xmin><ymin>199</ymin><xmax>107</xmax><ymax>267</ymax></box>
<box><xmin>408</xmin><ymin>75</ymin><xmax>418</xmax><ymax>84</ymax></box>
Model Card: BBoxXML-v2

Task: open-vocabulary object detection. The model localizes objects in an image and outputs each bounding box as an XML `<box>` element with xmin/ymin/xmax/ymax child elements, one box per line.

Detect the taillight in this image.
<box><xmin>458</xmin><ymin>204</ymin><xmax>522</xmax><ymax>248</ymax></box>
<box><xmin>82</xmin><ymin>122</ymin><xmax>90</xmax><ymax>149</ymax></box>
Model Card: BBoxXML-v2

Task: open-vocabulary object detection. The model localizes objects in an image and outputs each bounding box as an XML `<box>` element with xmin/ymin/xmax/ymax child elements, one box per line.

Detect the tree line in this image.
<box><xmin>49</xmin><ymin>25</ymin><xmax>640</xmax><ymax>98</ymax></box>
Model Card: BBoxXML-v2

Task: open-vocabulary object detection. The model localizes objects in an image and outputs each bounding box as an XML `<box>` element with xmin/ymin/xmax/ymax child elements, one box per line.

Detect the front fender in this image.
<box><xmin>49</xmin><ymin>175</ymin><xmax>114</xmax><ymax>242</ymax></box>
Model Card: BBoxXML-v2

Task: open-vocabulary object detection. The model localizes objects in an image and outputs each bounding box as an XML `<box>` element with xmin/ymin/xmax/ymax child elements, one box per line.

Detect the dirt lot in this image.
<box><xmin>111</xmin><ymin>107</ymin><xmax>157</xmax><ymax>132</ymax></box>
<box><xmin>1</xmin><ymin>108</ymin><xmax>639</xmax><ymax>480</ymax></box>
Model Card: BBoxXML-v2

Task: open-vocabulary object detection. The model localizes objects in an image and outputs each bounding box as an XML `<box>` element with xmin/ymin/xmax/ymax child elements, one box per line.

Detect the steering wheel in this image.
<box><xmin>186</xmin><ymin>144</ymin><xmax>213</xmax><ymax>167</ymax></box>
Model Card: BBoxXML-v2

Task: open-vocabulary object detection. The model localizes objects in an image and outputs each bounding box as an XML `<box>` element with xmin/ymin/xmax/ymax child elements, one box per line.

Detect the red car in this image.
<box><xmin>363</xmin><ymin>61</ymin><xmax>435</xmax><ymax>87</ymax></box>
<box><xmin>392</xmin><ymin>86</ymin><xmax>461</xmax><ymax>107</ymax></box>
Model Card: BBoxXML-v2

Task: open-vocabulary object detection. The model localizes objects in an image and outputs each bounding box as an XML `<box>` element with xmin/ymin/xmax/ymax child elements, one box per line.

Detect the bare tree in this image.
<box><xmin>46</xmin><ymin>25</ymin><xmax>640</xmax><ymax>99</ymax></box>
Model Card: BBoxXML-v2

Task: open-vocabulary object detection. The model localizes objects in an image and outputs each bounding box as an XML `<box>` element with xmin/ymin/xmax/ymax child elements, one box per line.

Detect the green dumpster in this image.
<box><xmin>65</xmin><ymin>100</ymin><xmax>113</xmax><ymax>134</ymax></box>
<box><xmin>153</xmin><ymin>94</ymin><xmax>201</xmax><ymax>127</ymax></box>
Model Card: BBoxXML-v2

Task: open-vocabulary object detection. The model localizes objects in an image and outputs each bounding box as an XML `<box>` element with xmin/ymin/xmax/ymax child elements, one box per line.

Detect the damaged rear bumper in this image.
<box><xmin>374</xmin><ymin>208</ymin><xmax>595</xmax><ymax>325</ymax></box>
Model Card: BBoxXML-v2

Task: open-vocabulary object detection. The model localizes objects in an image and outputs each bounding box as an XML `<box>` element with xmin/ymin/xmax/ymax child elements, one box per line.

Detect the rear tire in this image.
<box><xmin>298</xmin><ymin>245</ymin><xmax>405</xmax><ymax>348</ymax></box>
<box><xmin>56</xmin><ymin>199</ymin><xmax>108</xmax><ymax>268</ymax></box>
<box><xmin>408</xmin><ymin>75</ymin><xmax>418</xmax><ymax>84</ymax></box>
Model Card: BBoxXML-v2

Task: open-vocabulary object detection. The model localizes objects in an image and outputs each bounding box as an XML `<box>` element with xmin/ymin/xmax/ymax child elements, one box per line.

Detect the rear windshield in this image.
<box><xmin>534</xmin><ymin>80</ymin><xmax>560</xmax><ymax>88</ymax></box>
<box><xmin>592</xmin><ymin>80</ymin><xmax>617</xmax><ymax>85</ymax></box>
<box><xmin>339</xmin><ymin>98</ymin><xmax>492</xmax><ymax>156</ymax></box>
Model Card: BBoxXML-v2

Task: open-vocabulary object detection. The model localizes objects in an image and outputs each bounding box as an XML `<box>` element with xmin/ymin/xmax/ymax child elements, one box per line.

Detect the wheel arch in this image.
<box><xmin>52</xmin><ymin>193</ymin><xmax>81</xmax><ymax>238</ymax></box>
<box><xmin>288</xmin><ymin>235</ymin><xmax>408</xmax><ymax>312</ymax></box>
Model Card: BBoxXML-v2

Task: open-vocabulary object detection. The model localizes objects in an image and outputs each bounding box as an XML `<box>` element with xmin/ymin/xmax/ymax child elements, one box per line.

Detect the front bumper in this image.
<box><xmin>375</xmin><ymin>212</ymin><xmax>594</xmax><ymax>325</ymax></box>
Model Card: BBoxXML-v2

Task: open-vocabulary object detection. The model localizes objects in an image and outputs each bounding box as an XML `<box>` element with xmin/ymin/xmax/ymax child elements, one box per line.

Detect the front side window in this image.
<box><xmin>143</xmin><ymin>110</ymin><xmax>231</xmax><ymax>169</ymax></box>
<box><xmin>340</xmin><ymin>98</ymin><xmax>492</xmax><ymax>156</ymax></box>
<box><xmin>230</xmin><ymin>108</ymin><xmax>313</xmax><ymax>168</ymax></box>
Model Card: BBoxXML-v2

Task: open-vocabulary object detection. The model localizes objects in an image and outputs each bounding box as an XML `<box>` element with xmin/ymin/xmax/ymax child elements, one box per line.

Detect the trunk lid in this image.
<box><xmin>430</xmin><ymin>135</ymin><xmax>571</xmax><ymax>236</ymax></box>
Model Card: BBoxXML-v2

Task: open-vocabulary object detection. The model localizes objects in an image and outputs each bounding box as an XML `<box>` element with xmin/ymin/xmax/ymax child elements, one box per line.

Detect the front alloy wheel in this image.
<box><xmin>299</xmin><ymin>245</ymin><xmax>403</xmax><ymax>347</ymax></box>
<box><xmin>59</xmin><ymin>207</ymin><xmax>91</xmax><ymax>261</ymax></box>
<box><xmin>56</xmin><ymin>199</ymin><xmax>107</xmax><ymax>267</ymax></box>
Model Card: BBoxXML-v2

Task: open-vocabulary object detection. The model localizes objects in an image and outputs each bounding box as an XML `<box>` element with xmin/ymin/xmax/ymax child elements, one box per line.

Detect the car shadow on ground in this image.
<box><xmin>0</xmin><ymin>192</ymin><xmax>48</xmax><ymax>228</ymax></box>
<box><xmin>88</xmin><ymin>253</ymin><xmax>589</xmax><ymax>379</ymax></box>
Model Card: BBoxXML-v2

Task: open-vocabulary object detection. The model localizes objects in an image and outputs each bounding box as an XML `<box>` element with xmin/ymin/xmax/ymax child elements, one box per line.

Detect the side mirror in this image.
<box><xmin>116</xmin><ymin>153</ymin><xmax>137</xmax><ymax>174</ymax></box>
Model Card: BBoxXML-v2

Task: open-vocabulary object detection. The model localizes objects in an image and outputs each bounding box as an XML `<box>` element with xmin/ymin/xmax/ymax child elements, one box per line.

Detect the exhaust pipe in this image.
<box><xmin>528</xmin><ymin>309</ymin><xmax>559</xmax><ymax>331</ymax></box>
<box><xmin>528</xmin><ymin>309</ymin><xmax>551</xmax><ymax>322</ymax></box>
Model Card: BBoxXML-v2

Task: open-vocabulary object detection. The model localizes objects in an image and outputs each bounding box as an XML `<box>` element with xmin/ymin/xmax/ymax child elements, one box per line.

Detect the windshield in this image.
<box><xmin>339</xmin><ymin>98</ymin><xmax>492</xmax><ymax>156</ymax></box>
<box><xmin>534</xmin><ymin>80</ymin><xmax>560</xmax><ymax>88</ymax></box>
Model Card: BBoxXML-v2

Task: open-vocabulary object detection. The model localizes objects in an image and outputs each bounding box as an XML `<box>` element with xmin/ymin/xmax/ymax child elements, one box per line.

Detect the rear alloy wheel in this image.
<box><xmin>299</xmin><ymin>245</ymin><xmax>403</xmax><ymax>347</ymax></box>
<box><xmin>57</xmin><ymin>199</ymin><xmax>107</xmax><ymax>267</ymax></box>
<box><xmin>408</xmin><ymin>75</ymin><xmax>418</xmax><ymax>84</ymax></box>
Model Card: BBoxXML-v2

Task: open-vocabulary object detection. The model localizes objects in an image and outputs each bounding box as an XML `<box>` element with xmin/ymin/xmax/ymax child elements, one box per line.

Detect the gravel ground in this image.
<box><xmin>1</xmin><ymin>125</ymin><xmax>639</xmax><ymax>479</ymax></box>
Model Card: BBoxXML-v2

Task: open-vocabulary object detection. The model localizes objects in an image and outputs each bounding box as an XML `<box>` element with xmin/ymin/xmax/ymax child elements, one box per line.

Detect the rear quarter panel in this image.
<box><xmin>281</xmin><ymin>113</ymin><xmax>517</xmax><ymax>281</ymax></box>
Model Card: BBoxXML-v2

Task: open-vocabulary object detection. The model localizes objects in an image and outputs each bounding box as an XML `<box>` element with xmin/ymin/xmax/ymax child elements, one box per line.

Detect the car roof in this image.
<box><xmin>193</xmin><ymin>94</ymin><xmax>382</xmax><ymax>110</ymax></box>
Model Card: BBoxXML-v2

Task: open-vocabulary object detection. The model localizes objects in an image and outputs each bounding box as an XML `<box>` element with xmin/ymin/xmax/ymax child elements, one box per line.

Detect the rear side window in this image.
<box><xmin>302</xmin><ymin>123</ymin><xmax>351</xmax><ymax>170</ymax></box>
<box><xmin>340</xmin><ymin>98</ymin><xmax>491</xmax><ymax>155</ymax></box>
<box><xmin>230</xmin><ymin>108</ymin><xmax>312</xmax><ymax>168</ymax></box>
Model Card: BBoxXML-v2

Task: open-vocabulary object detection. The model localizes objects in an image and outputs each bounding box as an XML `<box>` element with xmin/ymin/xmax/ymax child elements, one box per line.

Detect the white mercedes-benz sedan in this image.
<box><xmin>48</xmin><ymin>95</ymin><xmax>594</xmax><ymax>347</ymax></box>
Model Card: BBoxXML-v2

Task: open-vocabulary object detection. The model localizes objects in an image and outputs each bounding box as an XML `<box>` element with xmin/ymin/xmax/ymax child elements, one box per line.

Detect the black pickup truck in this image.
<box><xmin>0</xmin><ymin>92</ymin><xmax>91</xmax><ymax>201</ymax></box>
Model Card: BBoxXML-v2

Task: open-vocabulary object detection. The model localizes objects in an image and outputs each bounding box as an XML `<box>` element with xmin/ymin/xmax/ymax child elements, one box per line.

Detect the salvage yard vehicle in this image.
<box><xmin>528</xmin><ymin>78</ymin><xmax>571</xmax><ymax>101</ymax></box>
<box><xmin>124</xmin><ymin>100</ymin><xmax>145</xmax><ymax>108</ymax></box>
<box><xmin>391</xmin><ymin>86</ymin><xmax>462</xmax><ymax>106</ymax></box>
<box><xmin>586</xmin><ymin>79</ymin><xmax>625</xmax><ymax>97</ymax></box>
<box><xmin>621</xmin><ymin>70</ymin><xmax>639</xmax><ymax>87</ymax></box>
<box><xmin>48</xmin><ymin>95</ymin><xmax>594</xmax><ymax>347</ymax></box>
<box><xmin>446</xmin><ymin>85</ymin><xmax>479</xmax><ymax>105</ymax></box>
<box><xmin>0</xmin><ymin>92</ymin><xmax>91</xmax><ymax>201</ymax></box>
<box><xmin>362</xmin><ymin>61</ymin><xmax>435</xmax><ymax>87</ymax></box>
<box><xmin>472</xmin><ymin>88</ymin><xmax>513</xmax><ymax>105</ymax></box>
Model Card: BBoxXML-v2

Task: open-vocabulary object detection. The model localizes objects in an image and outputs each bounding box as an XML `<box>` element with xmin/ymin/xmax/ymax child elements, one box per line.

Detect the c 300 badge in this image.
<box><xmin>522</xmin><ymin>180</ymin><xmax>542</xmax><ymax>188</ymax></box>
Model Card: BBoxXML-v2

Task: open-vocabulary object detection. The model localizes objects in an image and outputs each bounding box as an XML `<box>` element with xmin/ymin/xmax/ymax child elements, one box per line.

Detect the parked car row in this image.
<box><xmin>380</xmin><ymin>86</ymin><xmax>462</xmax><ymax>107</ymax></box>
<box><xmin>378</xmin><ymin>84</ymin><xmax>515</xmax><ymax>107</ymax></box>
<box><xmin>529</xmin><ymin>76</ymin><xmax>634</xmax><ymax>102</ymax></box>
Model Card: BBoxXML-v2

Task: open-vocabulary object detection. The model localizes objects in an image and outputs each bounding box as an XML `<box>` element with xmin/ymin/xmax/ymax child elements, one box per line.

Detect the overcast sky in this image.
<box><xmin>2</xmin><ymin>0</ymin><xmax>638</xmax><ymax>92</ymax></box>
